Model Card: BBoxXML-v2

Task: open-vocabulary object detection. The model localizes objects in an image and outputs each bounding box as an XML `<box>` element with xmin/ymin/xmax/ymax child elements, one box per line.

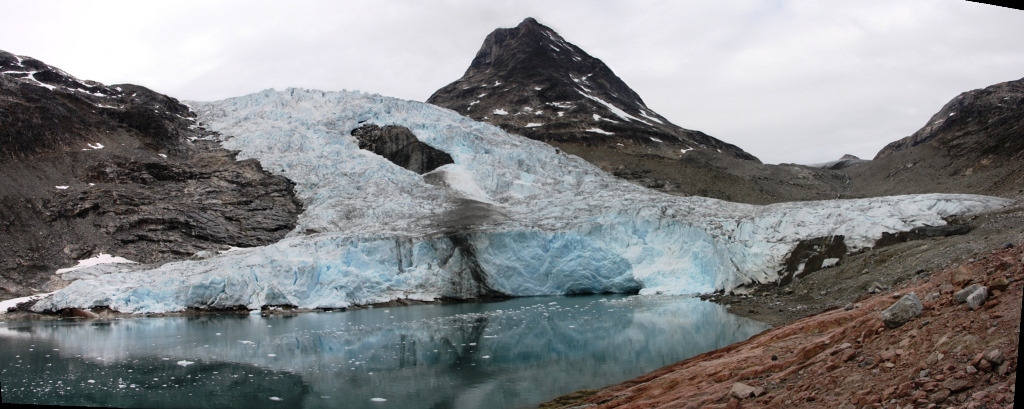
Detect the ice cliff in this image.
<box><xmin>33</xmin><ymin>89</ymin><xmax>1013</xmax><ymax>313</ymax></box>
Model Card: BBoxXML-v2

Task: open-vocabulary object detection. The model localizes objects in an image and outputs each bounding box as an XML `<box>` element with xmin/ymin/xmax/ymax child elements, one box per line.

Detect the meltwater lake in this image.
<box><xmin>0</xmin><ymin>295</ymin><xmax>768</xmax><ymax>409</ymax></box>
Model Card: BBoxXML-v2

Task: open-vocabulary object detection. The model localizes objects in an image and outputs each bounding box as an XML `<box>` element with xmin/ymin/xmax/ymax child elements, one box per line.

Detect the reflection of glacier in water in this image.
<box><xmin>1</xmin><ymin>295</ymin><xmax>768</xmax><ymax>409</ymax></box>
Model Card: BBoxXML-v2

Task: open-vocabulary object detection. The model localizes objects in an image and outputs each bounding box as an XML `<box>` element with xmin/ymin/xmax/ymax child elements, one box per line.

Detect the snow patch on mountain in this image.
<box><xmin>31</xmin><ymin>88</ymin><xmax>1012</xmax><ymax>314</ymax></box>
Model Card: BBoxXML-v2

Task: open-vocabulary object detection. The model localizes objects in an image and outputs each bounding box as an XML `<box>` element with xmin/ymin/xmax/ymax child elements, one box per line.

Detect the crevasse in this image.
<box><xmin>32</xmin><ymin>88</ymin><xmax>1012</xmax><ymax>313</ymax></box>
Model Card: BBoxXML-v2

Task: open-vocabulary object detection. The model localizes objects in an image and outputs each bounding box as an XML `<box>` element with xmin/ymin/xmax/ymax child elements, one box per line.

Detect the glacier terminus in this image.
<box><xmin>33</xmin><ymin>89</ymin><xmax>1013</xmax><ymax>314</ymax></box>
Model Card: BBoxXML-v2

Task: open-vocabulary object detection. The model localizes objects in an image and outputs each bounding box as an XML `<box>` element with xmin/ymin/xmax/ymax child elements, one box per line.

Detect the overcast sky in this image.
<box><xmin>3</xmin><ymin>0</ymin><xmax>1022</xmax><ymax>164</ymax></box>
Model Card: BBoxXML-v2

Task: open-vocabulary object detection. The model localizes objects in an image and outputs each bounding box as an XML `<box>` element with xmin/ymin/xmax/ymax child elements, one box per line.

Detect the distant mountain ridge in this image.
<box><xmin>842</xmin><ymin>77</ymin><xmax>1024</xmax><ymax>198</ymax></box>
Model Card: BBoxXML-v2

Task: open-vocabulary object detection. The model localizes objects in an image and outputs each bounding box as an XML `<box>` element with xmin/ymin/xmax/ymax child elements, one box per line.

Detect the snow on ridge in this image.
<box><xmin>586</xmin><ymin>128</ymin><xmax>614</xmax><ymax>135</ymax></box>
<box><xmin>28</xmin><ymin>87</ymin><xmax>1014</xmax><ymax>314</ymax></box>
<box><xmin>639</xmin><ymin>110</ymin><xmax>664</xmax><ymax>124</ymax></box>
<box><xmin>576</xmin><ymin>91</ymin><xmax>652</xmax><ymax>126</ymax></box>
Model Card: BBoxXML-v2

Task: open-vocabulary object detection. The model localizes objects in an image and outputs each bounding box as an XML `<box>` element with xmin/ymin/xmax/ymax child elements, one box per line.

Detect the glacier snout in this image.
<box><xmin>29</xmin><ymin>88</ymin><xmax>1016</xmax><ymax>314</ymax></box>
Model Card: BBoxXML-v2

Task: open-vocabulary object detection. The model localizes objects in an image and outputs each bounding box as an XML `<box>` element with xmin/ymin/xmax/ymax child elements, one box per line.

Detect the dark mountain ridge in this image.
<box><xmin>0</xmin><ymin>49</ymin><xmax>302</xmax><ymax>300</ymax></box>
<box><xmin>842</xmin><ymin>77</ymin><xmax>1024</xmax><ymax>198</ymax></box>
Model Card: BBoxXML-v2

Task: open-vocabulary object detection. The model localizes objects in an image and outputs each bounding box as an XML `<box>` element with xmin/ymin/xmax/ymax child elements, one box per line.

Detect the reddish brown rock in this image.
<box><xmin>541</xmin><ymin>244</ymin><xmax>1023</xmax><ymax>409</ymax></box>
<box><xmin>942</xmin><ymin>378</ymin><xmax>974</xmax><ymax>393</ymax></box>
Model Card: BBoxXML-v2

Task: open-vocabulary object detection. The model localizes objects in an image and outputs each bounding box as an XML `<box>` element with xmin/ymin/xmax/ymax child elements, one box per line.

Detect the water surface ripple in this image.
<box><xmin>0</xmin><ymin>295</ymin><xmax>768</xmax><ymax>408</ymax></box>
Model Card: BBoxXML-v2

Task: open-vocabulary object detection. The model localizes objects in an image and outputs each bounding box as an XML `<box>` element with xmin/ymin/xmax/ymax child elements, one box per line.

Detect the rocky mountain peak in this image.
<box><xmin>428</xmin><ymin>18</ymin><xmax>758</xmax><ymax>162</ymax></box>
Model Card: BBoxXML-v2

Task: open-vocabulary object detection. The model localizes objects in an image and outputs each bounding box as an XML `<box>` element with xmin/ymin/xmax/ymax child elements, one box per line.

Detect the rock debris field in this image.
<box><xmin>544</xmin><ymin>243</ymin><xmax>1020</xmax><ymax>409</ymax></box>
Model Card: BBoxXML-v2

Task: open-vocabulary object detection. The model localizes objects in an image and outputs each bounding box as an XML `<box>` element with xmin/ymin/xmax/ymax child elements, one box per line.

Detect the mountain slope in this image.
<box><xmin>0</xmin><ymin>50</ymin><xmax>302</xmax><ymax>299</ymax></box>
<box><xmin>843</xmin><ymin>77</ymin><xmax>1024</xmax><ymax>198</ymax></box>
<box><xmin>428</xmin><ymin>18</ymin><xmax>755</xmax><ymax>161</ymax></box>
<box><xmin>428</xmin><ymin>18</ymin><xmax>851</xmax><ymax>204</ymax></box>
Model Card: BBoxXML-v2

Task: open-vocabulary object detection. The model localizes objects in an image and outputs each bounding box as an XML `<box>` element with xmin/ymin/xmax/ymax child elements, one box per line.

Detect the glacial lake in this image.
<box><xmin>0</xmin><ymin>295</ymin><xmax>768</xmax><ymax>409</ymax></box>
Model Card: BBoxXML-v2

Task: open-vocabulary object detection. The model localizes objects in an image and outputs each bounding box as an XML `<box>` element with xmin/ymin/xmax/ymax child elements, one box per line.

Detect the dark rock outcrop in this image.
<box><xmin>779</xmin><ymin>236</ymin><xmax>848</xmax><ymax>286</ymax></box>
<box><xmin>0</xmin><ymin>49</ymin><xmax>302</xmax><ymax>299</ymax></box>
<box><xmin>351</xmin><ymin>124</ymin><xmax>453</xmax><ymax>174</ymax></box>
<box><xmin>873</xmin><ymin>224</ymin><xmax>972</xmax><ymax>248</ymax></box>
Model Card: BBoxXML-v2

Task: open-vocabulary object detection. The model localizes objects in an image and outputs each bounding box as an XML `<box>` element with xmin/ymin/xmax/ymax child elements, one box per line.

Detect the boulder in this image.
<box><xmin>965</xmin><ymin>286</ymin><xmax>988</xmax><ymax>310</ymax></box>
<box><xmin>951</xmin><ymin>265</ymin><xmax>979</xmax><ymax>286</ymax></box>
<box><xmin>954</xmin><ymin>283</ymin><xmax>983</xmax><ymax>304</ymax></box>
<box><xmin>983</xmin><ymin>349</ymin><xmax>1005</xmax><ymax>365</ymax></box>
<box><xmin>729</xmin><ymin>382</ymin><xmax>764</xmax><ymax>400</ymax></box>
<box><xmin>881</xmin><ymin>293</ymin><xmax>922</xmax><ymax>328</ymax></box>
<box><xmin>987</xmin><ymin>277</ymin><xmax>1009</xmax><ymax>293</ymax></box>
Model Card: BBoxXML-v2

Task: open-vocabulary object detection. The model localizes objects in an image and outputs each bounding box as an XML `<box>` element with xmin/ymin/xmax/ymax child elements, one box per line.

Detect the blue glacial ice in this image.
<box><xmin>32</xmin><ymin>88</ymin><xmax>1014</xmax><ymax>313</ymax></box>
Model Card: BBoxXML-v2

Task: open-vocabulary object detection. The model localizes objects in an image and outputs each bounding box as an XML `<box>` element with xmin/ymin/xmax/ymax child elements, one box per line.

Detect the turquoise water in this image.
<box><xmin>0</xmin><ymin>295</ymin><xmax>768</xmax><ymax>408</ymax></box>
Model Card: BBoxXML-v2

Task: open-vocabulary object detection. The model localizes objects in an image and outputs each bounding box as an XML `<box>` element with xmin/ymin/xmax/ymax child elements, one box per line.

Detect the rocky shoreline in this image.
<box><xmin>543</xmin><ymin>231</ymin><xmax>1021</xmax><ymax>408</ymax></box>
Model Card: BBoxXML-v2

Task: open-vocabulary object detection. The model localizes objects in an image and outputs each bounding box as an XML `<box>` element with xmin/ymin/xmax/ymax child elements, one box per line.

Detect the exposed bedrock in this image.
<box><xmin>873</xmin><ymin>223</ymin><xmax>971</xmax><ymax>248</ymax></box>
<box><xmin>351</xmin><ymin>124</ymin><xmax>454</xmax><ymax>174</ymax></box>
<box><xmin>778</xmin><ymin>235</ymin><xmax>848</xmax><ymax>286</ymax></box>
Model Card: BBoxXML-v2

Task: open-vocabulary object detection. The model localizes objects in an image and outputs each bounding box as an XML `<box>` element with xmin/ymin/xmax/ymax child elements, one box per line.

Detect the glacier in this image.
<box><xmin>32</xmin><ymin>88</ymin><xmax>1013</xmax><ymax>314</ymax></box>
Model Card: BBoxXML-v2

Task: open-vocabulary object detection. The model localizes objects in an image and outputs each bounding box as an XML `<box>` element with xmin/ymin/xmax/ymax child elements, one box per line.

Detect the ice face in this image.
<box><xmin>31</xmin><ymin>89</ymin><xmax>1013</xmax><ymax>313</ymax></box>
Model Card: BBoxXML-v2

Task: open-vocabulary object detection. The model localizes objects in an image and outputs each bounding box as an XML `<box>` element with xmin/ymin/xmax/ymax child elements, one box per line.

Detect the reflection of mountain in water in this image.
<box><xmin>0</xmin><ymin>295</ymin><xmax>767</xmax><ymax>409</ymax></box>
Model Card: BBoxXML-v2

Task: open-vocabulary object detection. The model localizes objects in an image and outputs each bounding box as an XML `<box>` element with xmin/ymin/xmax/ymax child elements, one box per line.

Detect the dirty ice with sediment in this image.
<box><xmin>33</xmin><ymin>88</ymin><xmax>1012</xmax><ymax>314</ymax></box>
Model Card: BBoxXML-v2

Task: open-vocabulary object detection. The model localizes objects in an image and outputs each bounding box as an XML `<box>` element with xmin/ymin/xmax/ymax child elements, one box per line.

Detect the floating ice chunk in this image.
<box><xmin>55</xmin><ymin>254</ymin><xmax>136</xmax><ymax>275</ymax></box>
<box><xmin>371</xmin><ymin>398</ymin><xmax>387</xmax><ymax>402</ymax></box>
<box><xmin>269</xmin><ymin>397</ymin><xmax>283</xmax><ymax>401</ymax></box>
<box><xmin>177</xmin><ymin>360</ymin><xmax>194</xmax><ymax>367</ymax></box>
